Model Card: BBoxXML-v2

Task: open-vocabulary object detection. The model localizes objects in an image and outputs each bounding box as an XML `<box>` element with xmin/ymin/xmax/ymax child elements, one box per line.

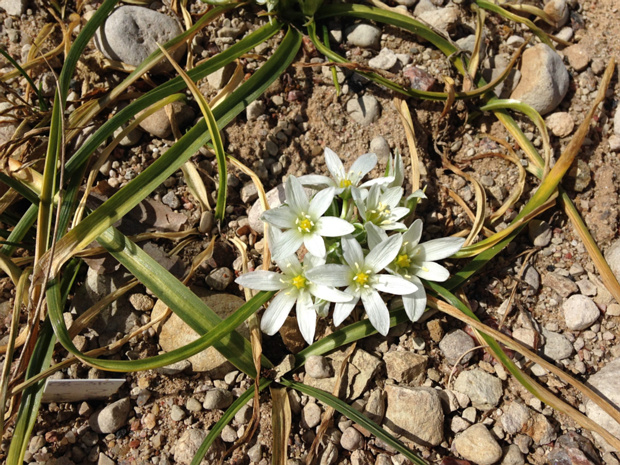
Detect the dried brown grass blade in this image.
<box><xmin>439</xmin><ymin>76</ymin><xmax>456</xmax><ymax>120</ymax></box>
<box><xmin>442</xmin><ymin>157</ymin><xmax>486</xmax><ymax>246</ymax></box>
<box><xmin>394</xmin><ymin>98</ymin><xmax>420</xmax><ymax>191</ymax></box>
<box><xmin>271</xmin><ymin>386</ymin><xmax>292</xmax><ymax>465</ymax></box>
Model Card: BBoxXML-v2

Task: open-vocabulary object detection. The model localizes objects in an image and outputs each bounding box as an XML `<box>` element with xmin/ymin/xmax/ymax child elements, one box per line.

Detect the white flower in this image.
<box><xmin>352</xmin><ymin>184</ymin><xmax>410</xmax><ymax>230</ymax></box>
<box><xmin>366</xmin><ymin>220</ymin><xmax>465</xmax><ymax>322</ymax></box>
<box><xmin>261</xmin><ymin>175</ymin><xmax>355</xmax><ymax>260</ymax></box>
<box><xmin>306</xmin><ymin>234</ymin><xmax>417</xmax><ymax>335</ymax></box>
<box><xmin>235</xmin><ymin>252</ymin><xmax>352</xmax><ymax>344</ymax></box>
<box><xmin>386</xmin><ymin>151</ymin><xmax>404</xmax><ymax>189</ymax></box>
<box><xmin>299</xmin><ymin>148</ymin><xmax>389</xmax><ymax>197</ymax></box>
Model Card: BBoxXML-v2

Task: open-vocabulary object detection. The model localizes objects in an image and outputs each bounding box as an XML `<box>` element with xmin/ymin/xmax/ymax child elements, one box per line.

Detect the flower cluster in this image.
<box><xmin>236</xmin><ymin>148</ymin><xmax>464</xmax><ymax>344</ymax></box>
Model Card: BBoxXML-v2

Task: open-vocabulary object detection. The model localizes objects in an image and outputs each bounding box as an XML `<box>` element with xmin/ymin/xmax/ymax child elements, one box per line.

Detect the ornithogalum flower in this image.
<box><xmin>307</xmin><ymin>234</ymin><xmax>417</xmax><ymax>335</ymax></box>
<box><xmin>352</xmin><ymin>184</ymin><xmax>410</xmax><ymax>230</ymax></box>
<box><xmin>366</xmin><ymin>221</ymin><xmax>465</xmax><ymax>322</ymax></box>
<box><xmin>235</xmin><ymin>252</ymin><xmax>352</xmax><ymax>345</ymax></box>
<box><xmin>299</xmin><ymin>148</ymin><xmax>390</xmax><ymax>198</ymax></box>
<box><xmin>261</xmin><ymin>175</ymin><xmax>355</xmax><ymax>260</ymax></box>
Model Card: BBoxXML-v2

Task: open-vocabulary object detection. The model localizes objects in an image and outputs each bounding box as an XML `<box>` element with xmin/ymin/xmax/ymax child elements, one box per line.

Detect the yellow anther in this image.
<box><xmin>395</xmin><ymin>254</ymin><xmax>411</xmax><ymax>269</ymax></box>
<box><xmin>340</xmin><ymin>178</ymin><xmax>352</xmax><ymax>188</ymax></box>
<box><xmin>353</xmin><ymin>271</ymin><xmax>369</xmax><ymax>286</ymax></box>
<box><xmin>291</xmin><ymin>274</ymin><xmax>306</xmax><ymax>289</ymax></box>
<box><xmin>298</xmin><ymin>218</ymin><xmax>313</xmax><ymax>232</ymax></box>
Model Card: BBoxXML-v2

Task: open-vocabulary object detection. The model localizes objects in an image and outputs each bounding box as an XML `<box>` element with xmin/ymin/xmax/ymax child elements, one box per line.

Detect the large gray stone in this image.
<box><xmin>384</xmin><ymin>385</ymin><xmax>444</xmax><ymax>446</ymax></box>
<box><xmin>94</xmin><ymin>6</ymin><xmax>186</xmax><ymax>74</ymax></box>
<box><xmin>510</xmin><ymin>44</ymin><xmax>569</xmax><ymax>115</ymax></box>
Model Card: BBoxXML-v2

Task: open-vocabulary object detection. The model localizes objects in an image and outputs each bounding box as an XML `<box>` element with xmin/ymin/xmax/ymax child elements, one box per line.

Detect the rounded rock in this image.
<box><xmin>203</xmin><ymin>388</ymin><xmax>233</xmax><ymax>410</ymax></box>
<box><xmin>453</xmin><ymin>369</ymin><xmax>503</xmax><ymax>410</ymax></box>
<box><xmin>341</xmin><ymin>426</ymin><xmax>363</xmax><ymax>451</ymax></box>
<box><xmin>89</xmin><ymin>397</ymin><xmax>131</xmax><ymax>434</ymax></box>
<box><xmin>345</xmin><ymin>23</ymin><xmax>382</xmax><ymax>48</ymax></box>
<box><xmin>453</xmin><ymin>424</ymin><xmax>503</xmax><ymax>465</ymax></box>
<box><xmin>302</xmin><ymin>402</ymin><xmax>322</xmax><ymax>429</ymax></box>
<box><xmin>545</xmin><ymin>112</ymin><xmax>575</xmax><ymax>138</ymax></box>
<box><xmin>542</xmin><ymin>329</ymin><xmax>573</xmax><ymax>361</ymax></box>
<box><xmin>562</xmin><ymin>295</ymin><xmax>600</xmax><ymax>331</ymax></box>
<box><xmin>94</xmin><ymin>6</ymin><xmax>185</xmax><ymax>74</ymax></box>
<box><xmin>369</xmin><ymin>136</ymin><xmax>391</xmax><ymax>162</ymax></box>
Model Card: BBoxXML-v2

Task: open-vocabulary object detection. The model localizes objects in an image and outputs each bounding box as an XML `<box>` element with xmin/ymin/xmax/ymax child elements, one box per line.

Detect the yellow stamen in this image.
<box><xmin>291</xmin><ymin>274</ymin><xmax>306</xmax><ymax>289</ymax></box>
<box><xmin>353</xmin><ymin>271</ymin><xmax>369</xmax><ymax>286</ymax></box>
<box><xmin>298</xmin><ymin>218</ymin><xmax>313</xmax><ymax>233</ymax></box>
<box><xmin>395</xmin><ymin>254</ymin><xmax>411</xmax><ymax>269</ymax></box>
<box><xmin>340</xmin><ymin>178</ymin><xmax>352</xmax><ymax>188</ymax></box>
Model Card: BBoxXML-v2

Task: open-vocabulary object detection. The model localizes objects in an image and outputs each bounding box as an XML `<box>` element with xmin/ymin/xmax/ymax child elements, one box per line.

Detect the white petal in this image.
<box><xmin>420</xmin><ymin>237</ymin><xmax>465</xmax><ymax>261</ymax></box>
<box><xmin>390</xmin><ymin>206</ymin><xmax>410</xmax><ymax>222</ymax></box>
<box><xmin>333</xmin><ymin>293</ymin><xmax>359</xmax><ymax>326</ymax></box>
<box><xmin>274</xmin><ymin>255</ymin><xmax>303</xmax><ymax>277</ymax></box>
<box><xmin>365</xmin><ymin>222</ymin><xmax>388</xmax><ymax>250</ymax></box>
<box><xmin>341</xmin><ymin>235</ymin><xmax>365</xmax><ymax>269</ymax></box>
<box><xmin>374</xmin><ymin>274</ymin><xmax>418</xmax><ymax>295</ymax></box>
<box><xmin>361</xmin><ymin>290</ymin><xmax>390</xmax><ymax>336</ymax></box>
<box><xmin>416</xmin><ymin>261</ymin><xmax>451</xmax><ymax>282</ymax></box>
<box><xmin>298</xmin><ymin>174</ymin><xmax>335</xmax><ymax>188</ymax></box>
<box><xmin>402</xmin><ymin>276</ymin><xmax>426</xmax><ymax>322</ymax></box>
<box><xmin>296</xmin><ymin>292</ymin><xmax>316</xmax><ymax>345</ymax></box>
<box><xmin>236</xmin><ymin>271</ymin><xmax>287</xmax><ymax>291</ymax></box>
<box><xmin>360</xmin><ymin>176</ymin><xmax>394</xmax><ymax>188</ymax></box>
<box><xmin>315</xmin><ymin>217</ymin><xmax>355</xmax><ymax>237</ymax></box>
<box><xmin>324</xmin><ymin>147</ymin><xmax>346</xmax><ymax>181</ymax></box>
<box><xmin>304</xmin><ymin>233</ymin><xmax>326</xmax><ymax>258</ymax></box>
<box><xmin>285</xmin><ymin>176</ymin><xmax>310</xmax><ymax>213</ymax></box>
<box><xmin>367</xmin><ymin>184</ymin><xmax>381</xmax><ymax>209</ymax></box>
<box><xmin>308</xmin><ymin>187</ymin><xmax>336</xmax><ymax>218</ymax></box>
<box><xmin>261</xmin><ymin>206</ymin><xmax>296</xmax><ymax>229</ymax></box>
<box><xmin>402</xmin><ymin>219</ymin><xmax>422</xmax><ymax>247</ymax></box>
<box><xmin>352</xmin><ymin>187</ymin><xmax>367</xmax><ymax>220</ymax></box>
<box><xmin>272</xmin><ymin>229</ymin><xmax>303</xmax><ymax>261</ymax></box>
<box><xmin>381</xmin><ymin>221</ymin><xmax>408</xmax><ymax>231</ymax></box>
<box><xmin>349</xmin><ymin>153</ymin><xmax>377</xmax><ymax>184</ymax></box>
<box><xmin>306</xmin><ymin>264</ymin><xmax>351</xmax><ymax>287</ymax></box>
<box><xmin>365</xmin><ymin>234</ymin><xmax>402</xmax><ymax>272</ymax></box>
<box><xmin>260</xmin><ymin>292</ymin><xmax>296</xmax><ymax>336</ymax></box>
<box><xmin>310</xmin><ymin>284</ymin><xmax>353</xmax><ymax>303</ymax></box>
<box><xmin>303</xmin><ymin>253</ymin><xmax>325</xmax><ymax>268</ymax></box>
<box><xmin>381</xmin><ymin>186</ymin><xmax>404</xmax><ymax>208</ymax></box>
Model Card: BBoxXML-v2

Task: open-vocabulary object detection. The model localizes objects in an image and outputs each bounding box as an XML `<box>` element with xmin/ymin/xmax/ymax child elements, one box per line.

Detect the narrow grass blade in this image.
<box><xmin>157</xmin><ymin>44</ymin><xmax>228</xmax><ymax>220</ymax></box>
<box><xmin>0</xmin><ymin>48</ymin><xmax>46</xmax><ymax>110</ymax></box>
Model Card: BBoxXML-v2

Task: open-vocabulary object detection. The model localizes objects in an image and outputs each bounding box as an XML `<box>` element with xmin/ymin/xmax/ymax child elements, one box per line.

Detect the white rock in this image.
<box><xmin>614</xmin><ymin>109</ymin><xmax>620</xmax><ymax>136</ymax></box>
<box><xmin>501</xmin><ymin>401</ymin><xmax>531</xmax><ymax>435</ymax></box>
<box><xmin>500</xmin><ymin>445</ymin><xmax>525</xmax><ymax>465</ymax></box>
<box><xmin>305</xmin><ymin>355</ymin><xmax>333</xmax><ymax>379</ymax></box>
<box><xmin>418</xmin><ymin>6</ymin><xmax>460</xmax><ymax>33</ymax></box>
<box><xmin>453</xmin><ymin>424</ymin><xmax>503</xmax><ymax>465</ymax></box>
<box><xmin>302</xmin><ymin>402</ymin><xmax>322</xmax><ymax>429</ymax></box>
<box><xmin>510</xmin><ymin>44</ymin><xmax>569</xmax><ymax>115</ymax></box>
<box><xmin>562</xmin><ymin>295</ymin><xmax>600</xmax><ymax>330</ymax></box>
<box><xmin>610</xmin><ymin>135</ymin><xmax>620</xmax><ymax>152</ymax></box>
<box><xmin>341</xmin><ymin>426</ymin><xmax>364</xmax><ymax>451</ymax></box>
<box><xmin>94</xmin><ymin>6</ymin><xmax>185</xmax><ymax>74</ymax></box>
<box><xmin>345</xmin><ymin>23</ymin><xmax>382</xmax><ymax>48</ymax></box>
<box><xmin>368</xmin><ymin>48</ymin><xmax>398</xmax><ymax>70</ymax></box>
<box><xmin>174</xmin><ymin>429</ymin><xmax>223</xmax><ymax>465</ymax></box>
